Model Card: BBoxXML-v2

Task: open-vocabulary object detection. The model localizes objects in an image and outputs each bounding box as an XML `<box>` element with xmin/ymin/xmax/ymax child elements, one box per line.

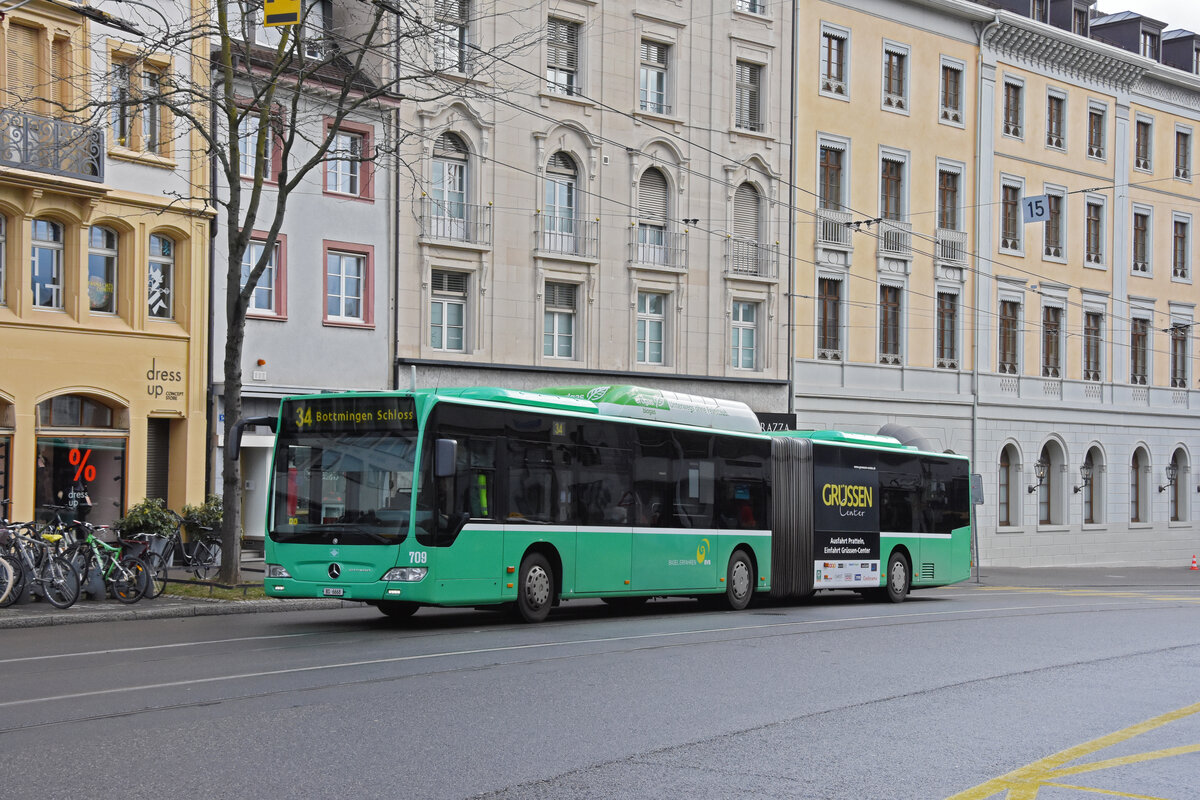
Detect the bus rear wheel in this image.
<box><xmin>725</xmin><ymin>549</ymin><xmax>754</xmax><ymax>611</ymax></box>
<box><xmin>377</xmin><ymin>600</ymin><xmax>419</xmax><ymax>619</ymax></box>
<box><xmin>883</xmin><ymin>551</ymin><xmax>910</xmax><ymax>603</ymax></box>
<box><xmin>516</xmin><ymin>552</ymin><xmax>554</xmax><ymax>623</ymax></box>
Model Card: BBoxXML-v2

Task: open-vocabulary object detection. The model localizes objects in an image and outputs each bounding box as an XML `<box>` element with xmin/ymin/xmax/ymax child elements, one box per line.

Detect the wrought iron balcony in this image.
<box><xmin>0</xmin><ymin>109</ymin><xmax>103</xmax><ymax>182</ymax></box>
<box><xmin>419</xmin><ymin>197</ymin><xmax>492</xmax><ymax>246</ymax></box>
<box><xmin>724</xmin><ymin>238</ymin><xmax>778</xmax><ymax>278</ymax></box>
<box><xmin>816</xmin><ymin>207</ymin><xmax>853</xmax><ymax>247</ymax></box>
<box><xmin>535</xmin><ymin>213</ymin><xmax>599</xmax><ymax>259</ymax></box>
<box><xmin>629</xmin><ymin>225</ymin><xmax>687</xmax><ymax>270</ymax></box>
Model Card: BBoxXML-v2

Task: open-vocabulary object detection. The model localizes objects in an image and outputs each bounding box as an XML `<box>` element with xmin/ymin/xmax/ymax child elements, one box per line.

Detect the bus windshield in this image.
<box><xmin>270</xmin><ymin>431</ymin><xmax>418</xmax><ymax>545</ymax></box>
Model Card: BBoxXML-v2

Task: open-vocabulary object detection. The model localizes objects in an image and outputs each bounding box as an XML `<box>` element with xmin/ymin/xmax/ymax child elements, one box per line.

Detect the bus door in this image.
<box><xmin>572</xmin><ymin>431</ymin><xmax>633</xmax><ymax>594</ymax></box>
<box><xmin>423</xmin><ymin>434</ymin><xmax>503</xmax><ymax>604</ymax></box>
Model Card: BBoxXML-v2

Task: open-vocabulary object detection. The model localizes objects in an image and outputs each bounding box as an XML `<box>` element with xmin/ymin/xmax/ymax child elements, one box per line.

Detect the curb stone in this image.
<box><xmin>0</xmin><ymin>598</ymin><xmax>359</xmax><ymax>630</ymax></box>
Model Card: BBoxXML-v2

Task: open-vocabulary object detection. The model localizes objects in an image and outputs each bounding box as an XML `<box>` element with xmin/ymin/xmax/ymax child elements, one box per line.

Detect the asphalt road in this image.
<box><xmin>2</xmin><ymin>580</ymin><xmax>1199</xmax><ymax>800</ymax></box>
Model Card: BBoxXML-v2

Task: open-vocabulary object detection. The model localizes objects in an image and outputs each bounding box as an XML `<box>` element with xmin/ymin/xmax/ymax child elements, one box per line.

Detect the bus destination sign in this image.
<box><xmin>281</xmin><ymin>396</ymin><xmax>417</xmax><ymax>434</ymax></box>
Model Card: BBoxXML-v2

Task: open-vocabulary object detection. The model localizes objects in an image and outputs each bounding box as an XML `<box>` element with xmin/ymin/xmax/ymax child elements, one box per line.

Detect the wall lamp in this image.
<box><xmin>1158</xmin><ymin>462</ymin><xmax>1178</xmax><ymax>493</ymax></box>
<box><xmin>1027</xmin><ymin>457</ymin><xmax>1048</xmax><ymax>494</ymax></box>
<box><xmin>1073</xmin><ymin>462</ymin><xmax>1093</xmax><ymax>494</ymax></box>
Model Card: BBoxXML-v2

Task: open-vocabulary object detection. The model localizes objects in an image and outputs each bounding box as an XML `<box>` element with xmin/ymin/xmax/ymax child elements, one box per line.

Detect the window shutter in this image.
<box><xmin>733</xmin><ymin>183</ymin><xmax>760</xmax><ymax>240</ymax></box>
<box><xmin>6</xmin><ymin>24</ymin><xmax>40</xmax><ymax>107</ymax></box>
<box><xmin>638</xmin><ymin>168</ymin><xmax>669</xmax><ymax>220</ymax></box>
<box><xmin>435</xmin><ymin>132</ymin><xmax>467</xmax><ymax>155</ymax></box>
<box><xmin>432</xmin><ymin>269</ymin><xmax>467</xmax><ymax>295</ymax></box>
<box><xmin>435</xmin><ymin>0</ymin><xmax>468</xmax><ymax>24</ymax></box>
<box><xmin>640</xmin><ymin>41</ymin><xmax>667</xmax><ymax>66</ymax></box>
<box><xmin>547</xmin><ymin>19</ymin><xmax>578</xmax><ymax>70</ymax></box>
<box><xmin>545</xmin><ymin>282</ymin><xmax>576</xmax><ymax>309</ymax></box>
<box><xmin>547</xmin><ymin>151</ymin><xmax>576</xmax><ymax>175</ymax></box>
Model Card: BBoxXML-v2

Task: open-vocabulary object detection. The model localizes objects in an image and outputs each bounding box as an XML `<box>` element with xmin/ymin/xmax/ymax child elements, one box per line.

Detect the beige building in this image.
<box><xmin>394</xmin><ymin>0</ymin><xmax>794</xmax><ymax>414</ymax></box>
<box><xmin>793</xmin><ymin>0</ymin><xmax>1200</xmax><ymax>567</ymax></box>
<box><xmin>0</xmin><ymin>1</ymin><xmax>211</xmax><ymax>525</ymax></box>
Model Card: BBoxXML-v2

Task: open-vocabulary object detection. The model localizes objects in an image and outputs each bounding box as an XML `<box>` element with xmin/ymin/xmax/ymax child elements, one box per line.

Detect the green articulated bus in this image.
<box><xmin>243</xmin><ymin>385</ymin><xmax>973</xmax><ymax>622</ymax></box>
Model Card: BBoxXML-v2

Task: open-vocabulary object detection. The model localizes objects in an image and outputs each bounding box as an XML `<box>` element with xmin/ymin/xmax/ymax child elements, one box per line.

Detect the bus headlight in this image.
<box><xmin>382</xmin><ymin>567</ymin><xmax>427</xmax><ymax>582</ymax></box>
<box><xmin>267</xmin><ymin>564</ymin><xmax>292</xmax><ymax>579</ymax></box>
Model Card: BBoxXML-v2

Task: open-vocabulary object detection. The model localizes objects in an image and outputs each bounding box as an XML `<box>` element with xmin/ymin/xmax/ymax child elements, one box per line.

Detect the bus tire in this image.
<box><xmin>377</xmin><ymin>600</ymin><xmax>419</xmax><ymax>619</ymax></box>
<box><xmin>725</xmin><ymin>549</ymin><xmax>754</xmax><ymax>611</ymax></box>
<box><xmin>516</xmin><ymin>552</ymin><xmax>554</xmax><ymax>623</ymax></box>
<box><xmin>884</xmin><ymin>550</ymin><xmax>910</xmax><ymax>603</ymax></box>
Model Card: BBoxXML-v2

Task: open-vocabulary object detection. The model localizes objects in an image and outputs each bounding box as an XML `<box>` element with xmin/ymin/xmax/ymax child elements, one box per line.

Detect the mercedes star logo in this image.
<box><xmin>328</xmin><ymin>563</ymin><xmax>341</xmax><ymax>580</ymax></box>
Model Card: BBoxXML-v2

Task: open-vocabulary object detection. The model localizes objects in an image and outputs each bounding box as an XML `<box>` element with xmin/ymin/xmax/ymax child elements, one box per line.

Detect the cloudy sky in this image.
<box><xmin>1113</xmin><ymin>1</ymin><xmax>1200</xmax><ymax>32</ymax></box>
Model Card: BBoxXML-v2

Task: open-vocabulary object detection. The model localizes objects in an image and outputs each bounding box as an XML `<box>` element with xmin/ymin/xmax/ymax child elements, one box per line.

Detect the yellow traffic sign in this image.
<box><xmin>263</xmin><ymin>0</ymin><xmax>300</xmax><ymax>27</ymax></box>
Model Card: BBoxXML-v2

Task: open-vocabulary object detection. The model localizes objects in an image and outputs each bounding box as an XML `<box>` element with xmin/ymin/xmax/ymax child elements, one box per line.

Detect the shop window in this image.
<box><xmin>88</xmin><ymin>226</ymin><xmax>118</xmax><ymax>313</ymax></box>
<box><xmin>36</xmin><ymin>395</ymin><xmax>125</xmax><ymax>526</ymax></box>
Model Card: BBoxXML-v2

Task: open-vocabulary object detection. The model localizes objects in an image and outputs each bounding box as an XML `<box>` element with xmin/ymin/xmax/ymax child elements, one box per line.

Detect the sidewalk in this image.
<box><xmin>4</xmin><ymin>557</ymin><xmax>1199</xmax><ymax>630</ymax></box>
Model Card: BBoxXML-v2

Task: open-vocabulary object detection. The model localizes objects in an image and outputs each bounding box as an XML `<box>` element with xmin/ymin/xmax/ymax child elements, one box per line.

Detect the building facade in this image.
<box><xmin>0</xmin><ymin>1</ymin><xmax>211</xmax><ymax>526</ymax></box>
<box><xmin>394</xmin><ymin>0</ymin><xmax>794</xmax><ymax>414</ymax></box>
<box><xmin>793</xmin><ymin>0</ymin><xmax>1200</xmax><ymax>567</ymax></box>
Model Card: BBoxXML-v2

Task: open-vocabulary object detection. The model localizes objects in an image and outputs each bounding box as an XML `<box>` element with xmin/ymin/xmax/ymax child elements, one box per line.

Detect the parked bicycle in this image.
<box><xmin>64</xmin><ymin>521</ymin><xmax>149</xmax><ymax>604</ymax></box>
<box><xmin>0</xmin><ymin>520</ymin><xmax>81</xmax><ymax>609</ymax></box>
<box><xmin>131</xmin><ymin>509</ymin><xmax>221</xmax><ymax>588</ymax></box>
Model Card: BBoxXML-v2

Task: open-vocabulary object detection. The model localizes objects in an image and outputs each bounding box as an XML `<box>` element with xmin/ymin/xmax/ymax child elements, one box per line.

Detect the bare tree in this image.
<box><xmin>76</xmin><ymin>0</ymin><xmax>536</xmax><ymax>583</ymax></box>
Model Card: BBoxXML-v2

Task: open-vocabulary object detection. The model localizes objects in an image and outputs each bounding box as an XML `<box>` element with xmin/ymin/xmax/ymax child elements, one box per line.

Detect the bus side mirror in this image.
<box><xmin>970</xmin><ymin>473</ymin><xmax>985</xmax><ymax>505</ymax></box>
<box><xmin>230</xmin><ymin>416</ymin><xmax>278</xmax><ymax>461</ymax></box>
<box><xmin>435</xmin><ymin>439</ymin><xmax>458</xmax><ymax>479</ymax></box>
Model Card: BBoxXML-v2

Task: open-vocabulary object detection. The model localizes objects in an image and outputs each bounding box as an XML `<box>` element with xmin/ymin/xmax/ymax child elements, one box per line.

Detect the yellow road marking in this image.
<box><xmin>1039</xmin><ymin>784</ymin><xmax>1169</xmax><ymax>800</ymax></box>
<box><xmin>946</xmin><ymin>701</ymin><xmax>1200</xmax><ymax>800</ymax></box>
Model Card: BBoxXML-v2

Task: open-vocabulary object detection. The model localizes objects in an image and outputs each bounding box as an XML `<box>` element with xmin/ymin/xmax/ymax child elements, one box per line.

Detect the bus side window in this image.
<box><xmin>460</xmin><ymin>437</ymin><xmax>496</xmax><ymax>520</ymax></box>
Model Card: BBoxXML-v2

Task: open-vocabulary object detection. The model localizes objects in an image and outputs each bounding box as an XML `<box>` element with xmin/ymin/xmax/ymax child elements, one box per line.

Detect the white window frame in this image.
<box><xmin>1134</xmin><ymin>114</ymin><xmax>1154</xmax><ymax>173</ymax></box>
<box><xmin>819</xmin><ymin>23</ymin><xmax>850</xmax><ymax>101</ymax></box>
<box><xmin>1042</xmin><ymin>183</ymin><xmax>1067</xmax><ymax>263</ymax></box>
<box><xmin>1172</xmin><ymin>212</ymin><xmax>1193</xmax><ymax>282</ymax></box>
<box><xmin>997</xmin><ymin>283</ymin><xmax>1025</xmax><ymax>375</ymax></box>
<box><xmin>878</xmin><ymin>146</ymin><xmax>909</xmax><ymax>222</ymax></box>
<box><xmin>326</xmin><ymin>250</ymin><xmax>365</xmax><ymax>322</ymax></box>
<box><xmin>731</xmin><ymin>300</ymin><xmax>759</xmax><ymax>370</ymax></box>
<box><xmin>639</xmin><ymin>39</ymin><xmax>670</xmax><ymax>116</ymax></box>
<box><xmin>1002</xmin><ymin>75</ymin><xmax>1024</xmax><ymax>140</ymax></box>
<box><xmin>1169</xmin><ymin>307</ymin><xmax>1192</xmax><ymax>389</ymax></box>
<box><xmin>1087</xmin><ymin>100</ymin><xmax>1107</xmax><ymax>160</ymax></box>
<box><xmin>817</xmin><ymin>134</ymin><xmax>851</xmax><ymax>211</ymax></box>
<box><xmin>31</xmin><ymin>219</ymin><xmax>64</xmax><ymax>310</ymax></box>
<box><xmin>1085</xmin><ymin>193</ymin><xmax>1107</xmax><ymax>268</ymax></box>
<box><xmin>936</xmin><ymin>158</ymin><xmax>965</xmax><ymax>232</ymax></box>
<box><xmin>1082</xmin><ymin>293</ymin><xmax>1107</xmax><ymax>382</ymax></box>
<box><xmin>636</xmin><ymin>290</ymin><xmax>667</xmax><ymax>365</ymax></box>
<box><xmin>328</xmin><ymin>131</ymin><xmax>362</xmax><ymax>195</ymax></box>
<box><xmin>1131</xmin><ymin>204</ymin><xmax>1153</xmax><ymax>276</ymax></box>
<box><xmin>1175</xmin><ymin>123</ymin><xmax>1193</xmax><ymax>181</ymax></box>
<box><xmin>241</xmin><ymin>239</ymin><xmax>279</xmax><ymax>315</ymax></box>
<box><xmin>87</xmin><ymin>226</ymin><xmax>118</xmax><ymax>315</ymax></box>
<box><xmin>1129</xmin><ymin>304</ymin><xmax>1154</xmax><ymax>386</ymax></box>
<box><xmin>543</xmin><ymin>282</ymin><xmax>578</xmax><ymax>360</ymax></box>
<box><xmin>430</xmin><ymin>269</ymin><xmax>468</xmax><ymax>352</ymax></box>
<box><xmin>1045</xmin><ymin>88</ymin><xmax>1067</xmax><ymax>151</ymax></box>
<box><xmin>147</xmin><ymin>233</ymin><xmax>174</xmax><ymax>320</ymax></box>
<box><xmin>881</xmin><ymin>40</ymin><xmax>910</xmax><ymax>114</ymax></box>
<box><xmin>734</xmin><ymin>59</ymin><xmax>765</xmax><ymax>133</ymax></box>
<box><xmin>1040</xmin><ymin>296</ymin><xmax>1066</xmax><ymax>379</ymax></box>
<box><xmin>935</xmin><ymin>287</ymin><xmax>960</xmax><ymax>369</ymax></box>
<box><xmin>877</xmin><ymin>281</ymin><xmax>905</xmax><ymax>365</ymax></box>
<box><xmin>433</xmin><ymin>0</ymin><xmax>470</xmax><ymax>74</ymax></box>
<box><xmin>999</xmin><ymin>174</ymin><xmax>1025</xmax><ymax>255</ymax></box>
<box><xmin>816</xmin><ymin>272</ymin><xmax>845</xmax><ymax>361</ymax></box>
<box><xmin>546</xmin><ymin>16</ymin><xmax>582</xmax><ymax>97</ymax></box>
<box><xmin>938</xmin><ymin>56</ymin><xmax>965</xmax><ymax>127</ymax></box>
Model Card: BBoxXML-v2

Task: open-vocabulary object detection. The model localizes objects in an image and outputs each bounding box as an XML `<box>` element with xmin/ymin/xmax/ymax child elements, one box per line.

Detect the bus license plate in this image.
<box><xmin>323</xmin><ymin>588</ymin><xmax>344</xmax><ymax>597</ymax></box>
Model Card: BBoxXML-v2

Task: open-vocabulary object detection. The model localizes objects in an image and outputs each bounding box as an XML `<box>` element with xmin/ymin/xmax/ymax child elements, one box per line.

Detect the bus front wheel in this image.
<box><xmin>725</xmin><ymin>549</ymin><xmax>754</xmax><ymax>611</ymax></box>
<box><xmin>883</xmin><ymin>551</ymin><xmax>910</xmax><ymax>603</ymax></box>
<box><xmin>517</xmin><ymin>552</ymin><xmax>554</xmax><ymax>623</ymax></box>
<box><xmin>377</xmin><ymin>600</ymin><xmax>419</xmax><ymax>619</ymax></box>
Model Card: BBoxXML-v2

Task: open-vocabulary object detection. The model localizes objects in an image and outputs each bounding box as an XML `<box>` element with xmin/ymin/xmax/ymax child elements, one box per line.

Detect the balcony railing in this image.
<box><xmin>629</xmin><ymin>225</ymin><xmax>687</xmax><ymax>270</ymax></box>
<box><xmin>725</xmin><ymin>238</ymin><xmax>778</xmax><ymax>278</ymax></box>
<box><xmin>536</xmin><ymin>213</ymin><xmax>599</xmax><ymax>259</ymax></box>
<box><xmin>816</xmin><ymin>207</ymin><xmax>853</xmax><ymax>247</ymax></box>
<box><xmin>0</xmin><ymin>109</ymin><xmax>103</xmax><ymax>182</ymax></box>
<box><xmin>877</xmin><ymin>219</ymin><xmax>912</xmax><ymax>258</ymax></box>
<box><xmin>419</xmin><ymin>197</ymin><xmax>492</xmax><ymax>246</ymax></box>
<box><xmin>935</xmin><ymin>227</ymin><xmax>967</xmax><ymax>265</ymax></box>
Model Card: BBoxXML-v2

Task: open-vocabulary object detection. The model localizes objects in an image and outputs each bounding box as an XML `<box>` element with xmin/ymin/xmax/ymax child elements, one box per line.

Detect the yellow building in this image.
<box><xmin>0</xmin><ymin>1</ymin><xmax>210</xmax><ymax>525</ymax></box>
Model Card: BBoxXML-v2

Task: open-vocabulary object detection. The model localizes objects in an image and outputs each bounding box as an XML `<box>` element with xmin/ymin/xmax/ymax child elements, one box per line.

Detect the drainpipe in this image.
<box><xmin>786</xmin><ymin>0</ymin><xmax>799</xmax><ymax>420</ymax></box>
<box><xmin>971</xmin><ymin>13</ymin><xmax>1001</xmax><ymax>578</ymax></box>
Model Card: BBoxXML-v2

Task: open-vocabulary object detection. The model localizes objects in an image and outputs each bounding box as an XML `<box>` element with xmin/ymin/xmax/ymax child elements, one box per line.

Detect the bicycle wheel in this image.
<box><xmin>112</xmin><ymin>556</ymin><xmax>147</xmax><ymax>604</ymax></box>
<box><xmin>41</xmin><ymin>555</ymin><xmax>81</xmax><ymax>609</ymax></box>
<box><xmin>0</xmin><ymin>555</ymin><xmax>24</xmax><ymax>608</ymax></box>
<box><xmin>193</xmin><ymin>541</ymin><xmax>221</xmax><ymax>580</ymax></box>
<box><xmin>0</xmin><ymin>554</ymin><xmax>14</xmax><ymax>605</ymax></box>
<box><xmin>63</xmin><ymin>542</ymin><xmax>94</xmax><ymax>586</ymax></box>
<box><xmin>143</xmin><ymin>551</ymin><xmax>167</xmax><ymax>598</ymax></box>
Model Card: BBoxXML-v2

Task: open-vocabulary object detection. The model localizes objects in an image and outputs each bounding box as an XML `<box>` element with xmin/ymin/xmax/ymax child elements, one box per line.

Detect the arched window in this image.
<box><xmin>1131</xmin><ymin>449</ymin><xmax>1147</xmax><ymax>523</ymax></box>
<box><xmin>31</xmin><ymin>218</ymin><xmax>64</xmax><ymax>309</ymax></box>
<box><xmin>35</xmin><ymin>395</ymin><xmax>125</xmax><ymax>527</ymax></box>
<box><xmin>432</xmin><ymin>133</ymin><xmax>468</xmax><ymax>239</ymax></box>
<box><xmin>637</xmin><ymin>167</ymin><xmax>669</xmax><ymax>263</ymax></box>
<box><xmin>543</xmin><ymin>152</ymin><xmax>578</xmax><ymax>252</ymax></box>
<box><xmin>148</xmin><ymin>234</ymin><xmax>175</xmax><ymax>319</ymax></box>
<box><xmin>88</xmin><ymin>226</ymin><xmax>118</xmax><ymax>313</ymax></box>
<box><xmin>731</xmin><ymin>182</ymin><xmax>762</xmax><ymax>273</ymax></box>
<box><xmin>1081</xmin><ymin>449</ymin><xmax>1097</xmax><ymax>524</ymax></box>
<box><xmin>1168</xmin><ymin>448</ymin><xmax>1187</xmax><ymax>522</ymax></box>
<box><xmin>998</xmin><ymin>446</ymin><xmax>1013</xmax><ymax>526</ymax></box>
<box><xmin>1037</xmin><ymin>444</ymin><xmax>1054</xmax><ymax>525</ymax></box>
